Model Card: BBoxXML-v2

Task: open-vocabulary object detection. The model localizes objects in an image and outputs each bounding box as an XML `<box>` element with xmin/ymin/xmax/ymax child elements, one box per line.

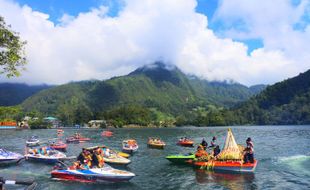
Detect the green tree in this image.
<box><xmin>0</xmin><ymin>16</ymin><xmax>27</xmax><ymax>77</ymax></box>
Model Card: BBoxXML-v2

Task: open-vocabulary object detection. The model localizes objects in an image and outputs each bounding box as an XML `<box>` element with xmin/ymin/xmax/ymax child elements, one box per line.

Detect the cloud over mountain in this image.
<box><xmin>0</xmin><ymin>0</ymin><xmax>308</xmax><ymax>85</ymax></box>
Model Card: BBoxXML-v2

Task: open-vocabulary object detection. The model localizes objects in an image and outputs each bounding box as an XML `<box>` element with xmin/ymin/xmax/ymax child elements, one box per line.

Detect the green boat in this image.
<box><xmin>166</xmin><ymin>153</ymin><xmax>195</xmax><ymax>164</ymax></box>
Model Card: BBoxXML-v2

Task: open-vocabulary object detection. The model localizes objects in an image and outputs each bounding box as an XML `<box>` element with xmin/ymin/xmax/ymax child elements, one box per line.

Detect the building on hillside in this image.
<box><xmin>44</xmin><ymin>116</ymin><xmax>60</xmax><ymax>128</ymax></box>
<box><xmin>88</xmin><ymin>120</ymin><xmax>107</xmax><ymax>128</ymax></box>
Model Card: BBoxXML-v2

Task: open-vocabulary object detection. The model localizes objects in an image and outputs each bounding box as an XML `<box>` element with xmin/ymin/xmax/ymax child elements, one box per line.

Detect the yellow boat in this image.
<box><xmin>147</xmin><ymin>137</ymin><xmax>166</xmax><ymax>149</ymax></box>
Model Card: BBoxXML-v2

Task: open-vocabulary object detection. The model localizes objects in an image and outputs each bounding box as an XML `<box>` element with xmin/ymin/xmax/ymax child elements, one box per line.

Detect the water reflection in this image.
<box><xmin>195</xmin><ymin>169</ymin><xmax>257</xmax><ymax>190</ymax></box>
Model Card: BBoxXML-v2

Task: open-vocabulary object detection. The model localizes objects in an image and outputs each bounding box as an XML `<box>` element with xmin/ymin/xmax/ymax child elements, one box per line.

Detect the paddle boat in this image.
<box><xmin>66</xmin><ymin>133</ymin><xmax>90</xmax><ymax>143</ymax></box>
<box><xmin>51</xmin><ymin>164</ymin><xmax>135</xmax><ymax>183</ymax></box>
<box><xmin>101</xmin><ymin>130</ymin><xmax>113</xmax><ymax>137</ymax></box>
<box><xmin>0</xmin><ymin>148</ymin><xmax>24</xmax><ymax>166</ymax></box>
<box><xmin>50</xmin><ymin>141</ymin><xmax>67</xmax><ymax>152</ymax></box>
<box><xmin>86</xmin><ymin>146</ymin><xmax>131</xmax><ymax>166</ymax></box>
<box><xmin>26</xmin><ymin>136</ymin><xmax>40</xmax><ymax>147</ymax></box>
<box><xmin>122</xmin><ymin>139</ymin><xmax>138</xmax><ymax>154</ymax></box>
<box><xmin>166</xmin><ymin>153</ymin><xmax>195</xmax><ymax>164</ymax></box>
<box><xmin>25</xmin><ymin>147</ymin><xmax>67</xmax><ymax>164</ymax></box>
<box><xmin>177</xmin><ymin>137</ymin><xmax>194</xmax><ymax>147</ymax></box>
<box><xmin>147</xmin><ymin>137</ymin><xmax>166</xmax><ymax>149</ymax></box>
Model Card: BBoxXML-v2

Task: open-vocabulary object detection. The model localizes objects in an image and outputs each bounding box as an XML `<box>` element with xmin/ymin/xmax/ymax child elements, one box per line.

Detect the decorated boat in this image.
<box><xmin>50</xmin><ymin>141</ymin><xmax>67</xmax><ymax>152</ymax></box>
<box><xmin>177</xmin><ymin>138</ymin><xmax>194</xmax><ymax>147</ymax></box>
<box><xmin>25</xmin><ymin>147</ymin><xmax>66</xmax><ymax>164</ymax></box>
<box><xmin>192</xmin><ymin>128</ymin><xmax>258</xmax><ymax>173</ymax></box>
<box><xmin>166</xmin><ymin>153</ymin><xmax>195</xmax><ymax>164</ymax></box>
<box><xmin>122</xmin><ymin>139</ymin><xmax>138</xmax><ymax>154</ymax></box>
<box><xmin>193</xmin><ymin>160</ymin><xmax>258</xmax><ymax>173</ymax></box>
<box><xmin>26</xmin><ymin>136</ymin><xmax>40</xmax><ymax>147</ymax></box>
<box><xmin>0</xmin><ymin>148</ymin><xmax>24</xmax><ymax>166</ymax></box>
<box><xmin>51</xmin><ymin>164</ymin><xmax>135</xmax><ymax>183</ymax></box>
<box><xmin>147</xmin><ymin>137</ymin><xmax>166</xmax><ymax>149</ymax></box>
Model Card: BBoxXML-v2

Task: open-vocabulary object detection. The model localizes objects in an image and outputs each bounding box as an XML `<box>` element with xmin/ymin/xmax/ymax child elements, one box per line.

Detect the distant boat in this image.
<box><xmin>122</xmin><ymin>139</ymin><xmax>138</xmax><ymax>154</ymax></box>
<box><xmin>101</xmin><ymin>130</ymin><xmax>113</xmax><ymax>137</ymax></box>
<box><xmin>50</xmin><ymin>141</ymin><xmax>67</xmax><ymax>152</ymax></box>
<box><xmin>26</xmin><ymin>136</ymin><xmax>40</xmax><ymax>147</ymax></box>
<box><xmin>147</xmin><ymin>137</ymin><xmax>166</xmax><ymax>149</ymax></box>
<box><xmin>177</xmin><ymin>137</ymin><xmax>194</xmax><ymax>147</ymax></box>
<box><xmin>66</xmin><ymin>134</ymin><xmax>90</xmax><ymax>143</ymax></box>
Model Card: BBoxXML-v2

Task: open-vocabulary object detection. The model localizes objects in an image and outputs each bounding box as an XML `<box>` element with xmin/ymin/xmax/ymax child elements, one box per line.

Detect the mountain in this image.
<box><xmin>21</xmin><ymin>62</ymin><xmax>265</xmax><ymax>125</ymax></box>
<box><xmin>234</xmin><ymin>69</ymin><xmax>310</xmax><ymax>125</ymax></box>
<box><xmin>0</xmin><ymin>83</ymin><xmax>52</xmax><ymax>106</ymax></box>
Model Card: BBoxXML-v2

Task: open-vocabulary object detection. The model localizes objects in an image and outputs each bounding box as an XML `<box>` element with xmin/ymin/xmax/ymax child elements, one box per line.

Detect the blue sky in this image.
<box><xmin>0</xmin><ymin>0</ymin><xmax>309</xmax><ymax>85</ymax></box>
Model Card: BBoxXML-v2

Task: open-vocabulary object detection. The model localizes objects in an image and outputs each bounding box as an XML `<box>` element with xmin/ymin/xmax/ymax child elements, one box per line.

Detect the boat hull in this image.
<box><xmin>0</xmin><ymin>158</ymin><xmax>23</xmax><ymax>166</ymax></box>
<box><xmin>51</xmin><ymin>168</ymin><xmax>135</xmax><ymax>183</ymax></box>
<box><xmin>147</xmin><ymin>143</ymin><xmax>165</xmax><ymax>149</ymax></box>
<box><xmin>177</xmin><ymin>142</ymin><xmax>194</xmax><ymax>147</ymax></box>
<box><xmin>193</xmin><ymin>160</ymin><xmax>258</xmax><ymax>173</ymax></box>
<box><xmin>50</xmin><ymin>144</ymin><xmax>67</xmax><ymax>152</ymax></box>
<box><xmin>166</xmin><ymin>154</ymin><xmax>195</xmax><ymax>164</ymax></box>
<box><xmin>122</xmin><ymin>147</ymin><xmax>138</xmax><ymax>154</ymax></box>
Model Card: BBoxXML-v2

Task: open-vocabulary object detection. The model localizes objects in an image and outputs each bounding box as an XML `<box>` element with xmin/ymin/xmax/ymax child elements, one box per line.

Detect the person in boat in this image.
<box><xmin>200</xmin><ymin>138</ymin><xmax>208</xmax><ymax>150</ymax></box>
<box><xmin>77</xmin><ymin>148</ymin><xmax>90</xmax><ymax>163</ymax></box>
<box><xmin>68</xmin><ymin>161</ymin><xmax>82</xmax><ymax>170</ymax></box>
<box><xmin>81</xmin><ymin>159</ymin><xmax>90</xmax><ymax>170</ymax></box>
<box><xmin>213</xmin><ymin>145</ymin><xmax>221</xmax><ymax>157</ymax></box>
<box><xmin>195</xmin><ymin>145</ymin><xmax>208</xmax><ymax>158</ymax></box>
<box><xmin>210</xmin><ymin>136</ymin><xmax>217</xmax><ymax>147</ymax></box>
<box><xmin>104</xmin><ymin>148</ymin><xmax>111</xmax><ymax>157</ymax></box>
<box><xmin>243</xmin><ymin>137</ymin><xmax>254</xmax><ymax>163</ymax></box>
<box><xmin>92</xmin><ymin>148</ymin><xmax>104</xmax><ymax>168</ymax></box>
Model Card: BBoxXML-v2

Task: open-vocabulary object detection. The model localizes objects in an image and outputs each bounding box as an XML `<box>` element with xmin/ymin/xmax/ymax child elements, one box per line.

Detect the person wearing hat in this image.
<box><xmin>244</xmin><ymin>137</ymin><xmax>254</xmax><ymax>163</ymax></box>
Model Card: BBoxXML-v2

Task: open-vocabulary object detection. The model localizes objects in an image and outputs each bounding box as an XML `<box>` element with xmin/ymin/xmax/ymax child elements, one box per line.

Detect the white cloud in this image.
<box><xmin>0</xmin><ymin>0</ymin><xmax>308</xmax><ymax>85</ymax></box>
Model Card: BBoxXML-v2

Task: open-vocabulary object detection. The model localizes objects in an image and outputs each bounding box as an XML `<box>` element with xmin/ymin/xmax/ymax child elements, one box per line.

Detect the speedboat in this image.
<box><xmin>66</xmin><ymin>135</ymin><xmax>90</xmax><ymax>143</ymax></box>
<box><xmin>177</xmin><ymin>138</ymin><xmax>194</xmax><ymax>147</ymax></box>
<box><xmin>0</xmin><ymin>148</ymin><xmax>24</xmax><ymax>166</ymax></box>
<box><xmin>50</xmin><ymin>141</ymin><xmax>67</xmax><ymax>152</ymax></box>
<box><xmin>166</xmin><ymin>153</ymin><xmax>195</xmax><ymax>164</ymax></box>
<box><xmin>26</xmin><ymin>136</ymin><xmax>40</xmax><ymax>147</ymax></box>
<box><xmin>122</xmin><ymin>139</ymin><xmax>138</xmax><ymax>154</ymax></box>
<box><xmin>147</xmin><ymin>137</ymin><xmax>166</xmax><ymax>149</ymax></box>
<box><xmin>51</xmin><ymin>164</ymin><xmax>135</xmax><ymax>183</ymax></box>
<box><xmin>25</xmin><ymin>147</ymin><xmax>66</xmax><ymax>164</ymax></box>
<box><xmin>86</xmin><ymin>146</ymin><xmax>131</xmax><ymax>166</ymax></box>
<box><xmin>101</xmin><ymin>131</ymin><xmax>113</xmax><ymax>137</ymax></box>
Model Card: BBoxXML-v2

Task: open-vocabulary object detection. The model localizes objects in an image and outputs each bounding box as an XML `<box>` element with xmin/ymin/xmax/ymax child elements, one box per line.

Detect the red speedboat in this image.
<box><xmin>66</xmin><ymin>134</ymin><xmax>90</xmax><ymax>143</ymax></box>
<box><xmin>177</xmin><ymin>138</ymin><xmax>194</xmax><ymax>147</ymax></box>
<box><xmin>50</xmin><ymin>141</ymin><xmax>67</xmax><ymax>152</ymax></box>
<box><xmin>101</xmin><ymin>131</ymin><xmax>113</xmax><ymax>137</ymax></box>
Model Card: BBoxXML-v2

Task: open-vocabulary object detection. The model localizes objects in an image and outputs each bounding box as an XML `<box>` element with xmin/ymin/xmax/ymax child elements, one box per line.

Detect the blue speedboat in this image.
<box><xmin>0</xmin><ymin>148</ymin><xmax>24</xmax><ymax>166</ymax></box>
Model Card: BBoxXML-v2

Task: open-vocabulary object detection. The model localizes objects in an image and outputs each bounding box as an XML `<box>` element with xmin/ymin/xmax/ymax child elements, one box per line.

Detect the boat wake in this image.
<box><xmin>276</xmin><ymin>154</ymin><xmax>310</xmax><ymax>176</ymax></box>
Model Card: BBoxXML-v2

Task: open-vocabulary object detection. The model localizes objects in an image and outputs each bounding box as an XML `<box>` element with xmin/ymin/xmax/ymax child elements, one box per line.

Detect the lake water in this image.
<box><xmin>1</xmin><ymin>125</ymin><xmax>310</xmax><ymax>190</ymax></box>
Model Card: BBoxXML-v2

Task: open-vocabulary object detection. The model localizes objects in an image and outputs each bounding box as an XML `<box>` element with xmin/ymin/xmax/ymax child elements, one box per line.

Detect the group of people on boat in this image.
<box><xmin>196</xmin><ymin>136</ymin><xmax>254</xmax><ymax>163</ymax></box>
<box><xmin>28</xmin><ymin>147</ymin><xmax>51</xmax><ymax>156</ymax></box>
<box><xmin>70</xmin><ymin>147</ymin><xmax>111</xmax><ymax>170</ymax></box>
<box><xmin>149</xmin><ymin>137</ymin><xmax>163</xmax><ymax>144</ymax></box>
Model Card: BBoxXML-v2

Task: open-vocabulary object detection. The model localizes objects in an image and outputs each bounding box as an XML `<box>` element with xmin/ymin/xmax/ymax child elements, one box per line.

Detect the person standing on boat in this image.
<box><xmin>200</xmin><ymin>138</ymin><xmax>208</xmax><ymax>150</ymax></box>
<box><xmin>244</xmin><ymin>137</ymin><xmax>254</xmax><ymax>163</ymax></box>
<box><xmin>210</xmin><ymin>136</ymin><xmax>217</xmax><ymax>147</ymax></box>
